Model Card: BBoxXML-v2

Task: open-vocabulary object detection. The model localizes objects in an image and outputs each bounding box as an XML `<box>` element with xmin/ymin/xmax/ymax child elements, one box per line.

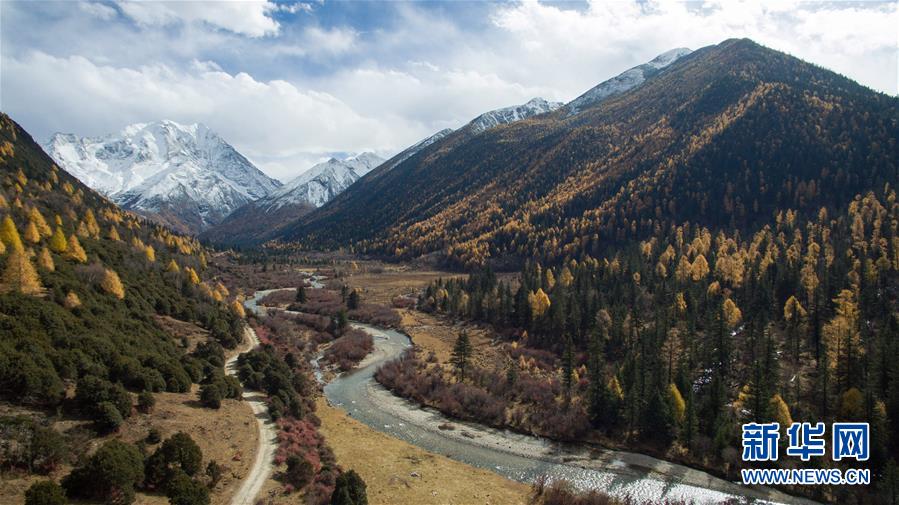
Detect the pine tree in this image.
<box><xmin>451</xmin><ymin>331</ymin><xmax>473</xmax><ymax>382</ymax></box>
<box><xmin>296</xmin><ymin>285</ymin><xmax>307</xmax><ymax>303</ymax></box>
<box><xmin>347</xmin><ymin>289</ymin><xmax>361</xmax><ymax>310</ymax></box>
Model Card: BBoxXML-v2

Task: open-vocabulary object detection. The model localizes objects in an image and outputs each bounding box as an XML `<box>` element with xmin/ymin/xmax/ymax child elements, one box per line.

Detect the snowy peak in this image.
<box><xmin>262</xmin><ymin>152</ymin><xmax>385</xmax><ymax>210</ymax></box>
<box><xmin>44</xmin><ymin>120</ymin><xmax>281</xmax><ymax>233</ymax></box>
<box><xmin>468</xmin><ymin>97</ymin><xmax>563</xmax><ymax>134</ymax></box>
<box><xmin>565</xmin><ymin>47</ymin><xmax>692</xmax><ymax>116</ymax></box>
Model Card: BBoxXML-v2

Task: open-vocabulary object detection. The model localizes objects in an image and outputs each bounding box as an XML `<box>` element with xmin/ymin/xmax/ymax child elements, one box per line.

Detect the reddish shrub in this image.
<box><xmin>324</xmin><ymin>330</ymin><xmax>374</xmax><ymax>371</ymax></box>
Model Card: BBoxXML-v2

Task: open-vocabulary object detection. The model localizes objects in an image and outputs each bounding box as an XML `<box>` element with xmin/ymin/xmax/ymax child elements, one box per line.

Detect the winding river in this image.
<box><xmin>245</xmin><ymin>288</ymin><xmax>817</xmax><ymax>505</ymax></box>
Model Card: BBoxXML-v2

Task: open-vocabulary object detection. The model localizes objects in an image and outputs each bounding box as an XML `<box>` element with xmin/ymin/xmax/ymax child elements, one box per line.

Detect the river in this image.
<box><xmin>245</xmin><ymin>288</ymin><xmax>817</xmax><ymax>505</ymax></box>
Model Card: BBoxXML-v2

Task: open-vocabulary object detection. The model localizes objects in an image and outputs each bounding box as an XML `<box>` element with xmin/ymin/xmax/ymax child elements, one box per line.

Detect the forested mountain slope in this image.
<box><xmin>0</xmin><ymin>113</ymin><xmax>244</xmax><ymax>412</ymax></box>
<box><xmin>283</xmin><ymin>39</ymin><xmax>897</xmax><ymax>269</ymax></box>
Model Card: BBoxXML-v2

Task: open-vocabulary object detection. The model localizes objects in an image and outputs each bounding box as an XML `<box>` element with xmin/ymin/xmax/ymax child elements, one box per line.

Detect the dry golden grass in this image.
<box><xmin>399</xmin><ymin>310</ymin><xmax>505</xmax><ymax>370</ymax></box>
<box><xmin>315</xmin><ymin>397</ymin><xmax>528</xmax><ymax>505</ymax></box>
<box><xmin>344</xmin><ymin>267</ymin><xmax>457</xmax><ymax>305</ymax></box>
<box><xmin>154</xmin><ymin>315</ymin><xmax>211</xmax><ymax>352</ymax></box>
<box><xmin>0</xmin><ymin>381</ymin><xmax>257</xmax><ymax>505</ymax></box>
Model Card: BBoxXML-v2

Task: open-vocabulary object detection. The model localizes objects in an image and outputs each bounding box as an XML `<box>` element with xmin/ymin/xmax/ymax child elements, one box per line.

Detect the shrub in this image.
<box><xmin>62</xmin><ymin>440</ymin><xmax>144</xmax><ymax>505</ymax></box>
<box><xmin>205</xmin><ymin>460</ymin><xmax>224</xmax><ymax>488</ymax></box>
<box><xmin>145</xmin><ymin>432</ymin><xmax>203</xmax><ymax>489</ymax></box>
<box><xmin>165</xmin><ymin>469</ymin><xmax>210</xmax><ymax>505</ymax></box>
<box><xmin>284</xmin><ymin>455</ymin><xmax>314</xmax><ymax>490</ymax></box>
<box><xmin>0</xmin><ymin>416</ymin><xmax>68</xmax><ymax>474</ymax></box>
<box><xmin>331</xmin><ymin>470</ymin><xmax>367</xmax><ymax>505</ymax></box>
<box><xmin>323</xmin><ymin>330</ymin><xmax>373</xmax><ymax>371</ymax></box>
<box><xmin>147</xmin><ymin>427</ymin><xmax>162</xmax><ymax>444</ymax></box>
<box><xmin>95</xmin><ymin>401</ymin><xmax>124</xmax><ymax>433</ymax></box>
<box><xmin>199</xmin><ymin>383</ymin><xmax>222</xmax><ymax>409</ymax></box>
<box><xmin>137</xmin><ymin>391</ymin><xmax>155</xmax><ymax>414</ymax></box>
<box><xmin>24</xmin><ymin>480</ymin><xmax>67</xmax><ymax>505</ymax></box>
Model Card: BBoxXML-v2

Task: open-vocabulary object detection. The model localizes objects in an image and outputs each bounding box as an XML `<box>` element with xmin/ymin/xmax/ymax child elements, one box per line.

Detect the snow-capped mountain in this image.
<box><xmin>200</xmin><ymin>152</ymin><xmax>384</xmax><ymax>245</ymax></box>
<box><xmin>565</xmin><ymin>48</ymin><xmax>692</xmax><ymax>116</ymax></box>
<box><xmin>44</xmin><ymin>120</ymin><xmax>281</xmax><ymax>233</ymax></box>
<box><xmin>262</xmin><ymin>152</ymin><xmax>385</xmax><ymax>210</ymax></box>
<box><xmin>468</xmin><ymin>98</ymin><xmax>563</xmax><ymax>134</ymax></box>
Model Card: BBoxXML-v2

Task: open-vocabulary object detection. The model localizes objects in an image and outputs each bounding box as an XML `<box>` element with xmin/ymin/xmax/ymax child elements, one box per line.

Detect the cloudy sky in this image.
<box><xmin>2</xmin><ymin>1</ymin><xmax>896</xmax><ymax>181</ymax></box>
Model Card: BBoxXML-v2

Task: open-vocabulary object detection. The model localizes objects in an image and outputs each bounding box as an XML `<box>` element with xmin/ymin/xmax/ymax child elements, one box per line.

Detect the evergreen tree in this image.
<box><xmin>451</xmin><ymin>331</ymin><xmax>473</xmax><ymax>382</ymax></box>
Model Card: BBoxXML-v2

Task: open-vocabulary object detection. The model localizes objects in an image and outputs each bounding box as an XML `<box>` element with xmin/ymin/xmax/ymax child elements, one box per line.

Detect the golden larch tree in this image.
<box><xmin>23</xmin><ymin>221</ymin><xmax>40</xmax><ymax>244</ymax></box>
<box><xmin>66</xmin><ymin>235</ymin><xmax>87</xmax><ymax>263</ymax></box>
<box><xmin>1</xmin><ymin>247</ymin><xmax>42</xmax><ymax>295</ymax></box>
<box><xmin>0</xmin><ymin>215</ymin><xmax>23</xmax><ymax>251</ymax></box>
<box><xmin>49</xmin><ymin>226</ymin><xmax>67</xmax><ymax>253</ymax></box>
<box><xmin>101</xmin><ymin>268</ymin><xmax>125</xmax><ymax>299</ymax></box>
<box><xmin>37</xmin><ymin>247</ymin><xmax>54</xmax><ymax>271</ymax></box>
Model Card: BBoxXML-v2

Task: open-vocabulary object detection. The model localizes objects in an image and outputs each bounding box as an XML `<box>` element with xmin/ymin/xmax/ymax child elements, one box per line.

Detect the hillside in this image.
<box><xmin>0</xmin><ymin>110</ymin><xmax>246</xmax><ymax>426</ymax></box>
<box><xmin>202</xmin><ymin>153</ymin><xmax>384</xmax><ymax>246</ymax></box>
<box><xmin>45</xmin><ymin>120</ymin><xmax>281</xmax><ymax>234</ymax></box>
<box><xmin>282</xmin><ymin>39</ymin><xmax>898</xmax><ymax>269</ymax></box>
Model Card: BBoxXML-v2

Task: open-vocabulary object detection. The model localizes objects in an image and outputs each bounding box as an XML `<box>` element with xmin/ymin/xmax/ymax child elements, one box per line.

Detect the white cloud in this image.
<box><xmin>2</xmin><ymin>51</ymin><xmax>423</xmax><ymax>180</ymax></box>
<box><xmin>489</xmin><ymin>0</ymin><xmax>898</xmax><ymax>96</ymax></box>
<box><xmin>116</xmin><ymin>0</ymin><xmax>280</xmax><ymax>37</ymax></box>
<box><xmin>79</xmin><ymin>1</ymin><xmax>117</xmax><ymax>20</ymax></box>
<box><xmin>3</xmin><ymin>0</ymin><xmax>896</xmax><ymax>185</ymax></box>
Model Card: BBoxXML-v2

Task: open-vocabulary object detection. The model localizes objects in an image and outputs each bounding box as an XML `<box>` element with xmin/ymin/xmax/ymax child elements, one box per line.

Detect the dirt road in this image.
<box><xmin>227</xmin><ymin>325</ymin><xmax>277</xmax><ymax>505</ymax></box>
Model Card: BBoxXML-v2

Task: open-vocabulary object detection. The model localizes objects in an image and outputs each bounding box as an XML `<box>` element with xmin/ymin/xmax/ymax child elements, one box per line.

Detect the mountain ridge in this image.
<box><xmin>278</xmin><ymin>38</ymin><xmax>898</xmax><ymax>268</ymax></box>
<box><xmin>45</xmin><ymin>120</ymin><xmax>281</xmax><ymax>234</ymax></box>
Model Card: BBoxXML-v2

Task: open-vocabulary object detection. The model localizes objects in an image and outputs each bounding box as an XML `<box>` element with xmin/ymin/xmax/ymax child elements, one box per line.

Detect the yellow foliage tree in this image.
<box><xmin>608</xmin><ymin>376</ymin><xmax>624</xmax><ymax>401</ymax></box>
<box><xmin>64</xmin><ymin>291</ymin><xmax>81</xmax><ymax>309</ymax></box>
<box><xmin>28</xmin><ymin>207</ymin><xmax>51</xmax><ymax>237</ymax></box>
<box><xmin>0</xmin><ymin>215</ymin><xmax>23</xmax><ymax>251</ymax></box>
<box><xmin>166</xmin><ymin>259</ymin><xmax>180</xmax><ymax>273</ymax></box>
<box><xmin>37</xmin><ymin>247</ymin><xmax>54</xmax><ymax>271</ymax></box>
<box><xmin>101</xmin><ymin>268</ymin><xmax>125</xmax><ymax>299</ymax></box>
<box><xmin>0</xmin><ymin>239</ymin><xmax>5</xmax><ymax>255</ymax></box>
<box><xmin>83</xmin><ymin>209</ymin><xmax>100</xmax><ymax>238</ymax></box>
<box><xmin>107</xmin><ymin>226</ymin><xmax>120</xmax><ymax>241</ymax></box>
<box><xmin>185</xmin><ymin>267</ymin><xmax>200</xmax><ymax>285</ymax></box>
<box><xmin>23</xmin><ymin>221</ymin><xmax>40</xmax><ymax>244</ymax></box>
<box><xmin>544</xmin><ymin>269</ymin><xmax>555</xmax><ymax>291</ymax></box>
<box><xmin>1</xmin><ymin>247</ymin><xmax>42</xmax><ymax>295</ymax></box>
<box><xmin>49</xmin><ymin>226</ymin><xmax>67</xmax><ymax>253</ymax></box>
<box><xmin>528</xmin><ymin>288</ymin><xmax>551</xmax><ymax>317</ymax></box>
<box><xmin>668</xmin><ymin>383</ymin><xmax>686</xmax><ymax>424</ymax></box>
<box><xmin>66</xmin><ymin>235</ymin><xmax>87</xmax><ymax>263</ymax></box>
<box><xmin>723</xmin><ymin>298</ymin><xmax>742</xmax><ymax>328</ymax></box>
<box><xmin>690</xmin><ymin>254</ymin><xmax>709</xmax><ymax>281</ymax></box>
<box><xmin>558</xmin><ymin>267</ymin><xmax>573</xmax><ymax>288</ymax></box>
<box><xmin>823</xmin><ymin>289</ymin><xmax>860</xmax><ymax>377</ymax></box>
<box><xmin>230</xmin><ymin>300</ymin><xmax>246</xmax><ymax>319</ymax></box>
<box><xmin>769</xmin><ymin>394</ymin><xmax>793</xmax><ymax>427</ymax></box>
<box><xmin>145</xmin><ymin>245</ymin><xmax>156</xmax><ymax>262</ymax></box>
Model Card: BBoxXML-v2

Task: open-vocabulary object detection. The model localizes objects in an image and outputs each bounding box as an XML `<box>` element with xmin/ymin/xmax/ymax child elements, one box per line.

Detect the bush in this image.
<box><xmin>24</xmin><ymin>480</ymin><xmax>67</xmax><ymax>505</ymax></box>
<box><xmin>74</xmin><ymin>376</ymin><xmax>132</xmax><ymax>422</ymax></box>
<box><xmin>331</xmin><ymin>470</ymin><xmax>367</xmax><ymax>505</ymax></box>
<box><xmin>323</xmin><ymin>330</ymin><xmax>373</xmax><ymax>371</ymax></box>
<box><xmin>199</xmin><ymin>383</ymin><xmax>222</xmax><ymax>409</ymax></box>
<box><xmin>0</xmin><ymin>416</ymin><xmax>68</xmax><ymax>474</ymax></box>
<box><xmin>147</xmin><ymin>427</ymin><xmax>162</xmax><ymax>444</ymax></box>
<box><xmin>284</xmin><ymin>455</ymin><xmax>314</xmax><ymax>490</ymax></box>
<box><xmin>62</xmin><ymin>440</ymin><xmax>144</xmax><ymax>504</ymax></box>
<box><xmin>165</xmin><ymin>469</ymin><xmax>210</xmax><ymax>505</ymax></box>
<box><xmin>137</xmin><ymin>391</ymin><xmax>155</xmax><ymax>414</ymax></box>
<box><xmin>205</xmin><ymin>460</ymin><xmax>224</xmax><ymax>488</ymax></box>
<box><xmin>145</xmin><ymin>432</ymin><xmax>203</xmax><ymax>489</ymax></box>
<box><xmin>96</xmin><ymin>401</ymin><xmax>124</xmax><ymax>433</ymax></box>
